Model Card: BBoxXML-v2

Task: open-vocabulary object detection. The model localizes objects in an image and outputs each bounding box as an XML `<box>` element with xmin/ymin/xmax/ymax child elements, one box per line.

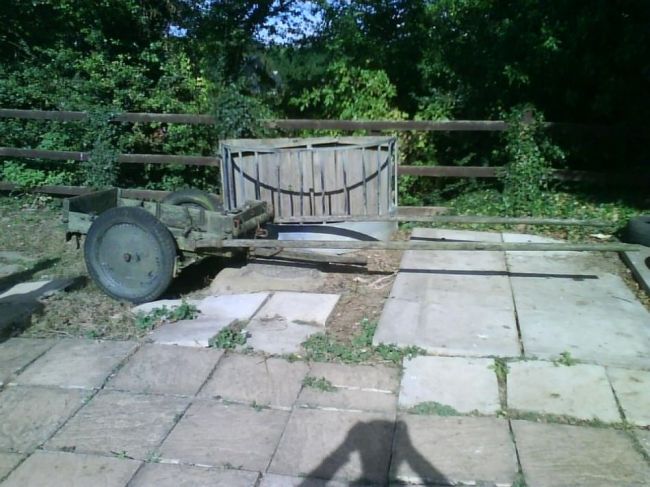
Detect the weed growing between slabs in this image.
<box><xmin>133</xmin><ymin>300</ymin><xmax>199</xmax><ymax>331</ymax></box>
<box><xmin>209</xmin><ymin>320</ymin><xmax>249</xmax><ymax>349</ymax></box>
<box><xmin>302</xmin><ymin>318</ymin><xmax>425</xmax><ymax>365</ymax></box>
<box><xmin>303</xmin><ymin>376</ymin><xmax>336</xmax><ymax>392</ymax></box>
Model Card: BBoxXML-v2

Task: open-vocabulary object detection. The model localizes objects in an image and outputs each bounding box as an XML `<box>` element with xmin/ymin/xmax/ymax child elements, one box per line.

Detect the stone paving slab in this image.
<box><xmin>390</xmin><ymin>414</ymin><xmax>518</xmax><ymax>486</ymax></box>
<box><xmin>0</xmin><ymin>278</ymin><xmax>76</xmax><ymax>300</ymax></box>
<box><xmin>269</xmin><ymin>408</ymin><xmax>394</xmax><ymax>484</ymax></box>
<box><xmin>160</xmin><ymin>401</ymin><xmax>289</xmax><ymax>471</ymax></box>
<box><xmin>399</xmin><ymin>356</ymin><xmax>500</xmax><ymax>414</ymax></box>
<box><xmin>246</xmin><ymin>317</ymin><xmax>324</xmax><ymax>355</ymax></box>
<box><xmin>132</xmin><ymin>299</ymin><xmax>201</xmax><ymax>315</ymax></box>
<box><xmin>129</xmin><ymin>463</ymin><xmax>260</xmax><ymax>486</ymax></box>
<box><xmin>511</xmin><ymin>274</ymin><xmax>650</xmax><ymax>368</ymax></box>
<box><xmin>254</xmin><ymin>292</ymin><xmax>340</xmax><ymax>325</ymax></box>
<box><xmin>199</xmin><ymin>354</ymin><xmax>308</xmax><ymax>409</ymax></box>
<box><xmin>512</xmin><ymin>420</ymin><xmax>650</xmax><ymax>487</ymax></box>
<box><xmin>15</xmin><ymin>339</ymin><xmax>136</xmax><ymax>389</ymax></box>
<box><xmin>47</xmin><ymin>390</ymin><xmax>189</xmax><ymax>459</ymax></box>
<box><xmin>107</xmin><ymin>344</ymin><xmax>223</xmax><ymax>396</ymax></box>
<box><xmin>621</xmin><ymin>246</ymin><xmax>650</xmax><ymax>295</ymax></box>
<box><xmin>1</xmin><ymin>450</ymin><xmax>141</xmax><ymax>487</ymax></box>
<box><xmin>0</xmin><ymin>386</ymin><xmax>87</xmax><ymax>453</ymax></box>
<box><xmin>197</xmin><ymin>292</ymin><xmax>270</xmax><ymax>319</ymax></box>
<box><xmin>307</xmin><ymin>362</ymin><xmax>399</xmax><ymax>392</ymax></box>
<box><xmin>148</xmin><ymin>317</ymin><xmax>234</xmax><ymax>347</ymax></box>
<box><xmin>0</xmin><ymin>452</ymin><xmax>23</xmax><ymax>481</ymax></box>
<box><xmin>0</xmin><ymin>337</ymin><xmax>55</xmax><ymax>385</ymax></box>
<box><xmin>389</xmin><ymin>271</ymin><xmax>515</xmax><ymax>310</ymax></box>
<box><xmin>607</xmin><ymin>367</ymin><xmax>650</xmax><ymax>426</ymax></box>
<box><xmin>260</xmin><ymin>473</ymin><xmax>353</xmax><ymax>486</ymax></box>
<box><xmin>297</xmin><ymin>362</ymin><xmax>399</xmax><ymax>414</ymax></box>
<box><xmin>638</xmin><ymin>429</ymin><xmax>650</xmax><ymax>457</ymax></box>
<box><xmin>210</xmin><ymin>263</ymin><xmax>325</xmax><ymax>294</ymax></box>
<box><xmin>297</xmin><ymin>386</ymin><xmax>397</xmax><ymax>414</ymax></box>
<box><xmin>375</xmin><ymin>297</ymin><xmax>520</xmax><ymax>357</ymax></box>
<box><xmin>508</xmin><ymin>361</ymin><xmax>621</xmax><ymax>422</ymax></box>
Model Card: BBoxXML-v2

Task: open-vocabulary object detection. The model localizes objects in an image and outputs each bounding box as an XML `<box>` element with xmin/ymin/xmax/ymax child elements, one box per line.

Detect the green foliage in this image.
<box><xmin>490</xmin><ymin>358</ymin><xmax>510</xmax><ymax>383</ymax></box>
<box><xmin>500</xmin><ymin>107</ymin><xmax>564</xmax><ymax>215</ymax></box>
<box><xmin>409</xmin><ymin>401</ymin><xmax>461</xmax><ymax>417</ymax></box>
<box><xmin>209</xmin><ymin>320</ymin><xmax>248</xmax><ymax>349</ymax></box>
<box><xmin>302</xmin><ymin>376</ymin><xmax>336</xmax><ymax>392</ymax></box>
<box><xmin>302</xmin><ymin>318</ymin><xmax>425</xmax><ymax>365</ymax></box>
<box><xmin>134</xmin><ymin>300</ymin><xmax>199</xmax><ymax>331</ymax></box>
<box><xmin>553</xmin><ymin>351</ymin><xmax>579</xmax><ymax>367</ymax></box>
<box><xmin>83</xmin><ymin>108</ymin><xmax>120</xmax><ymax>188</ymax></box>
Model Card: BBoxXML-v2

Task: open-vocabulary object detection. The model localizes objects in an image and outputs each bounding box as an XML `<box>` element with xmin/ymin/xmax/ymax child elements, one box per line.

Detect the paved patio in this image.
<box><xmin>0</xmin><ymin>229</ymin><xmax>649</xmax><ymax>486</ymax></box>
<box><xmin>0</xmin><ymin>337</ymin><xmax>649</xmax><ymax>486</ymax></box>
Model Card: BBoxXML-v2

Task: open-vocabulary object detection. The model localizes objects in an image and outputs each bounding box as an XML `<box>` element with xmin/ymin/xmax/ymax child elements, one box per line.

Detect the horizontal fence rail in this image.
<box><xmin>0</xmin><ymin>108</ymin><xmax>648</xmax><ymax>195</ymax></box>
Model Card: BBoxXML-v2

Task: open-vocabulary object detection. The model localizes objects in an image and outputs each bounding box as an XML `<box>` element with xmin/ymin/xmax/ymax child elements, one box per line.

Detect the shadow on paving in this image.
<box><xmin>0</xmin><ymin>257</ymin><xmax>60</xmax><ymax>294</ymax></box>
<box><xmin>299</xmin><ymin>420</ymin><xmax>446</xmax><ymax>486</ymax></box>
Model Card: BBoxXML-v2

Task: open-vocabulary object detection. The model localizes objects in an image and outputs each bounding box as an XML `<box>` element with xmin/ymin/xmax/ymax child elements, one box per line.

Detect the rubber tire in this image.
<box><xmin>622</xmin><ymin>216</ymin><xmax>650</xmax><ymax>247</ymax></box>
<box><xmin>84</xmin><ymin>207</ymin><xmax>177</xmax><ymax>303</ymax></box>
<box><xmin>162</xmin><ymin>189</ymin><xmax>222</xmax><ymax>212</ymax></box>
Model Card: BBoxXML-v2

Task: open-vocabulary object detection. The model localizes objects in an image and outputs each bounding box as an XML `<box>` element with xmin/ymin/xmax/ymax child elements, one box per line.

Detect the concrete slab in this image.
<box><xmin>390</xmin><ymin>414</ymin><xmax>518</xmax><ymax>486</ymax></box>
<box><xmin>621</xmin><ymin>246</ymin><xmax>650</xmax><ymax>295</ymax></box>
<box><xmin>0</xmin><ymin>453</ymin><xmax>23</xmax><ymax>481</ymax></box>
<box><xmin>199</xmin><ymin>354</ymin><xmax>309</xmax><ymax>409</ymax></box>
<box><xmin>296</xmin><ymin>362</ymin><xmax>399</xmax><ymax>414</ymax></box>
<box><xmin>512</xmin><ymin>420</ymin><xmax>650</xmax><ymax>487</ymax></box>
<box><xmin>399</xmin><ymin>356</ymin><xmax>500</xmax><ymax>414</ymax></box>
<box><xmin>260</xmin><ymin>473</ymin><xmax>353</xmax><ymax>487</ymax></box>
<box><xmin>197</xmin><ymin>292</ymin><xmax>269</xmax><ymax>319</ymax></box>
<box><xmin>374</xmin><ymin>297</ymin><xmax>520</xmax><ymax>357</ymax></box>
<box><xmin>210</xmin><ymin>263</ymin><xmax>325</xmax><ymax>294</ymax></box>
<box><xmin>307</xmin><ymin>362</ymin><xmax>400</xmax><ymax>392</ymax></box>
<box><xmin>269</xmin><ymin>408</ymin><xmax>394</xmax><ymax>484</ymax></box>
<box><xmin>0</xmin><ymin>386</ymin><xmax>87</xmax><ymax>452</ymax></box>
<box><xmin>637</xmin><ymin>429</ymin><xmax>650</xmax><ymax>457</ymax></box>
<box><xmin>148</xmin><ymin>317</ymin><xmax>234</xmax><ymax>347</ymax></box>
<box><xmin>0</xmin><ymin>278</ymin><xmax>75</xmax><ymax>300</ymax></box>
<box><xmin>0</xmin><ymin>338</ymin><xmax>55</xmax><ymax>385</ymax></box>
<box><xmin>160</xmin><ymin>401</ymin><xmax>289</xmax><ymax>471</ymax></box>
<box><xmin>132</xmin><ymin>299</ymin><xmax>200</xmax><ymax>315</ymax></box>
<box><xmin>253</xmin><ymin>292</ymin><xmax>340</xmax><ymax>326</ymax></box>
<box><xmin>246</xmin><ymin>317</ymin><xmax>324</xmax><ymax>355</ymax></box>
<box><xmin>107</xmin><ymin>344</ymin><xmax>223</xmax><ymax>396</ymax></box>
<box><xmin>511</xmin><ymin>274</ymin><xmax>650</xmax><ymax>368</ymax></box>
<box><xmin>508</xmin><ymin>361</ymin><xmax>621</xmax><ymax>422</ymax></box>
<box><xmin>47</xmin><ymin>390</ymin><xmax>189</xmax><ymax>459</ymax></box>
<box><xmin>389</xmin><ymin>271</ymin><xmax>515</xmax><ymax>310</ymax></box>
<box><xmin>1</xmin><ymin>450</ymin><xmax>140</xmax><ymax>487</ymax></box>
<box><xmin>607</xmin><ymin>367</ymin><xmax>650</xmax><ymax>426</ymax></box>
<box><xmin>15</xmin><ymin>339</ymin><xmax>136</xmax><ymax>389</ymax></box>
<box><xmin>129</xmin><ymin>463</ymin><xmax>259</xmax><ymax>486</ymax></box>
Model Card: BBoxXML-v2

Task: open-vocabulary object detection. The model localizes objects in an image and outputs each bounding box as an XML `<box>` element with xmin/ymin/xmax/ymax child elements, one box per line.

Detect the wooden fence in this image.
<box><xmin>0</xmin><ymin>108</ymin><xmax>647</xmax><ymax>197</ymax></box>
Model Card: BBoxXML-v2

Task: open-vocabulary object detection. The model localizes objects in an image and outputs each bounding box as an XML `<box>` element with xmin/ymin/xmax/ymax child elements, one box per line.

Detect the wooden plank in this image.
<box><xmin>396</xmin><ymin>206</ymin><xmax>450</xmax><ymax>217</ymax></box>
<box><xmin>0</xmin><ymin>181</ymin><xmax>169</xmax><ymax>200</ymax></box>
<box><xmin>0</xmin><ymin>108</ymin><xmax>215</xmax><ymax>125</ymax></box>
<box><xmin>196</xmin><ymin>238</ymin><xmax>643</xmax><ymax>253</ymax></box>
<box><xmin>264</xmin><ymin>119</ymin><xmax>509</xmax><ymax>132</ymax></box>
<box><xmin>116</xmin><ymin>154</ymin><xmax>219</xmax><ymax>166</ymax></box>
<box><xmin>0</xmin><ymin>147</ymin><xmax>88</xmax><ymax>161</ymax></box>
<box><xmin>272</xmin><ymin>214</ymin><xmax>610</xmax><ymax>227</ymax></box>
<box><xmin>0</xmin><ymin>109</ymin><xmax>87</xmax><ymax>122</ymax></box>
<box><xmin>398</xmin><ymin>166</ymin><xmax>499</xmax><ymax>178</ymax></box>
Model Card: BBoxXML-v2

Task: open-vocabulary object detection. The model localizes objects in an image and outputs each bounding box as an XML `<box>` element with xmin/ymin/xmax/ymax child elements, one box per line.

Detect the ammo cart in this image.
<box><xmin>63</xmin><ymin>136</ymin><xmax>639</xmax><ymax>304</ymax></box>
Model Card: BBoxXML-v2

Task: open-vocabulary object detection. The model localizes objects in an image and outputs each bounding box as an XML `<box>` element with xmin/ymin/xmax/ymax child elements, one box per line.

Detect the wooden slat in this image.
<box><xmin>116</xmin><ymin>154</ymin><xmax>219</xmax><ymax>166</ymax></box>
<box><xmin>0</xmin><ymin>147</ymin><xmax>88</xmax><ymax>161</ymax></box>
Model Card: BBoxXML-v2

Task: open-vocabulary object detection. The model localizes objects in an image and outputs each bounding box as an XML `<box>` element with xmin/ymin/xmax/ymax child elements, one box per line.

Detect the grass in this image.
<box><xmin>209</xmin><ymin>320</ymin><xmax>249</xmax><ymax>349</ymax></box>
<box><xmin>490</xmin><ymin>358</ymin><xmax>510</xmax><ymax>382</ymax></box>
<box><xmin>553</xmin><ymin>351</ymin><xmax>579</xmax><ymax>367</ymax></box>
<box><xmin>133</xmin><ymin>300</ymin><xmax>199</xmax><ymax>331</ymax></box>
<box><xmin>506</xmin><ymin>410</ymin><xmax>617</xmax><ymax>429</ymax></box>
<box><xmin>302</xmin><ymin>318</ymin><xmax>425</xmax><ymax>365</ymax></box>
<box><xmin>408</xmin><ymin>401</ymin><xmax>462</xmax><ymax>417</ymax></box>
<box><xmin>303</xmin><ymin>376</ymin><xmax>336</xmax><ymax>392</ymax></box>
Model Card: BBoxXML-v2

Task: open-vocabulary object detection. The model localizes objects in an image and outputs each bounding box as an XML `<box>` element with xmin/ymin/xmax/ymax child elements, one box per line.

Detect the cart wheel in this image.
<box><xmin>162</xmin><ymin>189</ymin><xmax>222</xmax><ymax>212</ymax></box>
<box><xmin>622</xmin><ymin>215</ymin><xmax>650</xmax><ymax>247</ymax></box>
<box><xmin>84</xmin><ymin>207</ymin><xmax>177</xmax><ymax>304</ymax></box>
